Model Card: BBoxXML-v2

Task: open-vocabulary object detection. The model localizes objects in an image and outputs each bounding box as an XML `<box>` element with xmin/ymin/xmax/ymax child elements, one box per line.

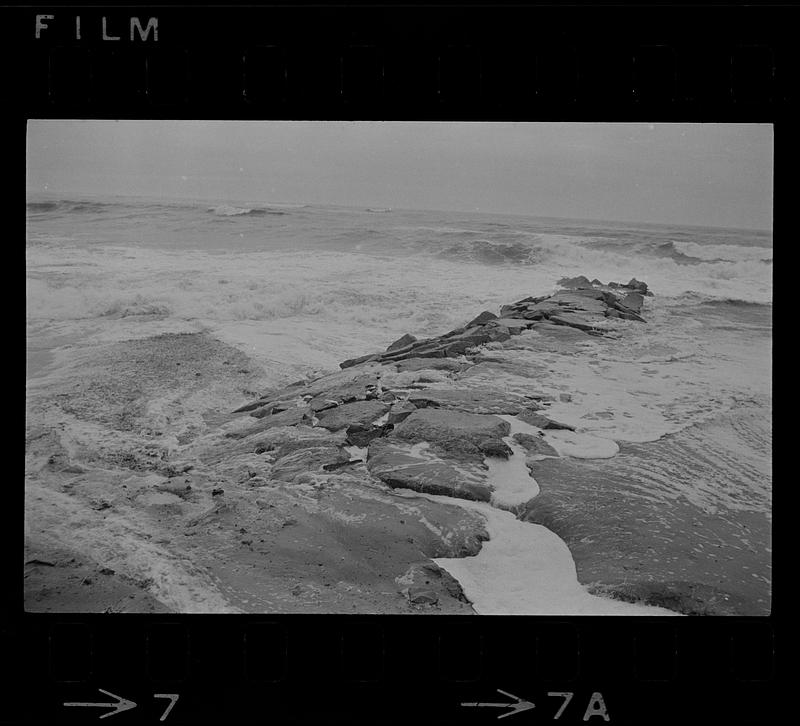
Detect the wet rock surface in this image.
<box><xmin>367</xmin><ymin>438</ymin><xmax>494</xmax><ymax>502</ymax></box>
<box><xmin>334</xmin><ymin>280</ymin><xmax>648</xmax><ymax>371</ymax></box>
<box><xmin>520</xmin><ymin>451</ymin><xmax>771</xmax><ymax>615</ymax></box>
<box><xmin>315</xmin><ymin>400</ymin><xmax>390</xmax><ymax>432</ymax></box>
<box><xmin>390</xmin><ymin>409</ymin><xmax>511</xmax><ymax>458</ymax></box>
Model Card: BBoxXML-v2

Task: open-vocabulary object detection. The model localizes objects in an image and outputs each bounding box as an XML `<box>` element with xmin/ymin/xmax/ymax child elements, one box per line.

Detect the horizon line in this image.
<box><xmin>25</xmin><ymin>187</ymin><xmax>774</xmax><ymax>236</ymax></box>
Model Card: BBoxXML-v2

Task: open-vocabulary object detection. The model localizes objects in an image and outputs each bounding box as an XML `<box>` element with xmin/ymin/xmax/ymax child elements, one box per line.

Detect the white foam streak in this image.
<box><xmin>486</xmin><ymin>428</ymin><xmax>540</xmax><ymax>509</ymax></box>
<box><xmin>413</xmin><ymin>493</ymin><xmax>678</xmax><ymax>616</ymax></box>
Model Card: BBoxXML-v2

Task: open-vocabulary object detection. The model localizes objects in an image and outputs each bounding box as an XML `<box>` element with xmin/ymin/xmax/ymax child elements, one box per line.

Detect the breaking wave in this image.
<box><xmin>671</xmin><ymin>239</ymin><xmax>774</xmax><ymax>263</ymax></box>
<box><xmin>436</xmin><ymin>239</ymin><xmax>541</xmax><ymax>265</ymax></box>
<box><xmin>208</xmin><ymin>205</ymin><xmax>285</xmax><ymax>217</ymax></box>
<box><xmin>94</xmin><ymin>294</ymin><xmax>173</xmax><ymax>318</ymax></box>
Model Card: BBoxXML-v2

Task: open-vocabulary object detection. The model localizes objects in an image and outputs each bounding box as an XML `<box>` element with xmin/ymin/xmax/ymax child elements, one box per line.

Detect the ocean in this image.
<box><xmin>25</xmin><ymin>193</ymin><xmax>772</xmax><ymax>613</ymax></box>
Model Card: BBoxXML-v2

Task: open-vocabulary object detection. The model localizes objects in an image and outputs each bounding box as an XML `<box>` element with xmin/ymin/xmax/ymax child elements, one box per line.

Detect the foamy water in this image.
<box><xmin>26</xmin><ymin>194</ymin><xmax>772</xmax><ymax>613</ymax></box>
<box><xmin>25</xmin><ymin>194</ymin><xmax>772</xmax><ymax>490</ymax></box>
<box><xmin>420</xmin><ymin>492</ymin><xmax>678</xmax><ymax>615</ymax></box>
<box><xmin>25</xmin><ymin>195</ymin><xmax>772</xmax><ymax>450</ymax></box>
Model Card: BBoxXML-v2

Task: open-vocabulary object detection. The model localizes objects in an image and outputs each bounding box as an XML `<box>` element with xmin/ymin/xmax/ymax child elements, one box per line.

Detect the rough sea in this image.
<box><xmin>26</xmin><ymin>193</ymin><xmax>772</xmax><ymax>613</ymax></box>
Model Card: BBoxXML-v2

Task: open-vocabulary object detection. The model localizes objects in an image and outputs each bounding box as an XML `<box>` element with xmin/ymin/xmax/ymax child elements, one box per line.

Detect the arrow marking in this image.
<box><xmin>461</xmin><ymin>689</ymin><xmax>535</xmax><ymax>719</ymax></box>
<box><xmin>64</xmin><ymin>688</ymin><xmax>137</xmax><ymax>719</ymax></box>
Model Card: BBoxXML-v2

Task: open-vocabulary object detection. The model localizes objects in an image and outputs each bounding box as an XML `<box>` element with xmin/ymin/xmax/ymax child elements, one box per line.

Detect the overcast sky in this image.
<box><xmin>26</xmin><ymin>120</ymin><xmax>773</xmax><ymax>229</ymax></box>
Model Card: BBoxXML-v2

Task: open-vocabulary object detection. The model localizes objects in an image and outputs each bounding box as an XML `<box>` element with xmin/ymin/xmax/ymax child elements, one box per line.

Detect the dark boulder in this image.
<box><xmin>620</xmin><ymin>292</ymin><xmax>644</xmax><ymax>313</ymax></box>
<box><xmin>388</xmin><ymin>400</ymin><xmax>419</xmax><ymax>425</ymax></box>
<box><xmin>488</xmin><ymin>326</ymin><xmax>512</xmax><ymax>343</ymax></box>
<box><xmin>345</xmin><ymin>423</ymin><xmax>391</xmax><ymax>447</ymax></box>
<box><xmin>517</xmin><ymin>409</ymin><xmax>575</xmax><ymax>430</ymax></box>
<box><xmin>387</xmin><ymin>333</ymin><xmax>418</xmax><ymax>352</ymax></box>
<box><xmin>466</xmin><ymin>310</ymin><xmax>498</xmax><ymax>327</ymax></box>
<box><xmin>558</xmin><ymin>275</ymin><xmax>593</xmax><ymax>289</ymax></box>
<box><xmin>512</xmin><ymin>432</ymin><xmax>559</xmax><ymax>457</ymax></box>
<box><xmin>625</xmin><ymin>278</ymin><xmax>649</xmax><ymax>293</ymax></box>
<box><xmin>499</xmin><ymin>304</ymin><xmax>526</xmax><ymax>318</ymax></box>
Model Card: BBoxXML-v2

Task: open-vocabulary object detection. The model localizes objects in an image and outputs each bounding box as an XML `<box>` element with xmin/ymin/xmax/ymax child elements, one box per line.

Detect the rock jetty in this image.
<box><xmin>223</xmin><ymin>276</ymin><xmax>767</xmax><ymax>615</ymax></box>
<box><xmin>335</xmin><ymin>278</ymin><xmax>648</xmax><ymax>370</ymax></box>
<box><xmin>231</xmin><ymin>278</ymin><xmax>650</xmax><ymax>499</ymax></box>
<box><xmin>26</xmin><ymin>275</ymin><xmax>766</xmax><ymax>614</ymax></box>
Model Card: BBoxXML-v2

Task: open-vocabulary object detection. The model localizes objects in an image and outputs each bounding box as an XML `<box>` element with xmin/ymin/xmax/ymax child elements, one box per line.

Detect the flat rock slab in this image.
<box><xmin>391</xmin><ymin>408</ymin><xmax>511</xmax><ymax>460</ymax></box>
<box><xmin>548</xmin><ymin>293</ymin><xmax>609</xmax><ymax>315</ymax></box>
<box><xmin>556</xmin><ymin>287</ymin><xmax>610</xmax><ymax>300</ymax></box>
<box><xmin>548</xmin><ymin>312</ymin><xmax>605</xmax><ymax>332</ymax></box>
<box><xmin>520</xmin><ymin>453</ymin><xmax>770</xmax><ymax>615</ymax></box>
<box><xmin>259</xmin><ymin>363</ymin><xmax>384</xmax><ymax>401</ymax></box>
<box><xmin>459</xmin><ymin>357</ymin><xmax>550</xmax><ymax>383</ymax></box>
<box><xmin>265</xmin><ymin>429</ymin><xmax>347</xmax><ymax>457</ymax></box>
<box><xmin>367</xmin><ymin>439</ymin><xmax>492</xmax><ymax>502</ymax></box>
<box><xmin>407</xmin><ymin>388</ymin><xmax>526</xmax><ymax>415</ymax></box>
<box><xmin>315</xmin><ymin>400</ymin><xmax>390</xmax><ymax>431</ymax></box>
<box><xmin>525</xmin><ymin>300</ymin><xmax>568</xmax><ymax>315</ymax></box>
<box><xmin>269</xmin><ymin>445</ymin><xmax>350</xmax><ymax>482</ymax></box>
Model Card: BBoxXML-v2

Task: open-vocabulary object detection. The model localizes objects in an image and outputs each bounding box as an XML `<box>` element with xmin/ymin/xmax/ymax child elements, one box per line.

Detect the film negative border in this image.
<box><xmin>6</xmin><ymin>616</ymin><xmax>783</xmax><ymax>724</ymax></box>
<box><xmin>15</xmin><ymin>4</ymin><xmax>795</xmax><ymax>119</ymax></box>
<box><xmin>9</xmin><ymin>3</ymin><xmax>793</xmax><ymax>726</ymax></box>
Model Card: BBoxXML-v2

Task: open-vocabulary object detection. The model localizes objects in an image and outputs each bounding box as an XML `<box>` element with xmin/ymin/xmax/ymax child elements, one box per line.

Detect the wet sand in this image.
<box><xmin>25</xmin><ymin>331</ymin><xmax>486</xmax><ymax>613</ymax></box>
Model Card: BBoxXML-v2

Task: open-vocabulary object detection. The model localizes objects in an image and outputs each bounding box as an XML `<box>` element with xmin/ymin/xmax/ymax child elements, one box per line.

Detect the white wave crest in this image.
<box><xmin>208</xmin><ymin>204</ymin><xmax>253</xmax><ymax>216</ymax></box>
<box><xmin>672</xmin><ymin>240</ymin><xmax>773</xmax><ymax>262</ymax></box>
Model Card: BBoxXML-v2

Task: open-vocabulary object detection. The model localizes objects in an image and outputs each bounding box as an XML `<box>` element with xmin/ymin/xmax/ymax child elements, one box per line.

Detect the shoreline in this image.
<box><xmin>25</xmin><ymin>278</ymin><xmax>772</xmax><ymax>615</ymax></box>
